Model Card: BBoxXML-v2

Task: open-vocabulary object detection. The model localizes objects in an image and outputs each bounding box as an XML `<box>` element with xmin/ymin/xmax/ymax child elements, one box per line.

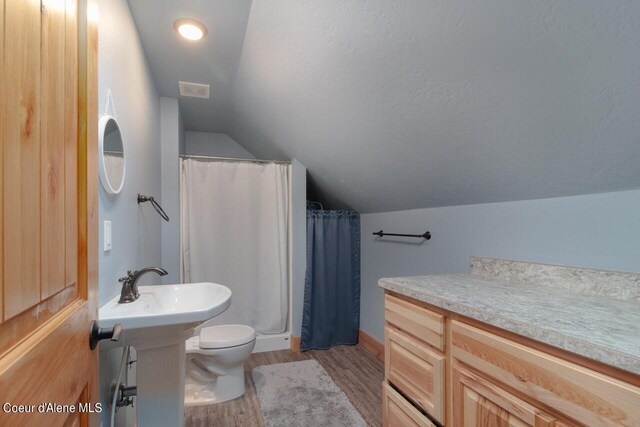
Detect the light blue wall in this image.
<box><xmin>98</xmin><ymin>0</ymin><xmax>161</xmax><ymax>424</ymax></box>
<box><xmin>160</xmin><ymin>98</ymin><xmax>182</xmax><ymax>284</ymax></box>
<box><xmin>360</xmin><ymin>190</ymin><xmax>640</xmax><ymax>343</ymax></box>
<box><xmin>179</xmin><ymin>109</ymin><xmax>186</xmax><ymax>155</ymax></box>
<box><xmin>185</xmin><ymin>131</ymin><xmax>255</xmax><ymax>158</ymax></box>
<box><xmin>98</xmin><ymin>1</ymin><xmax>162</xmax><ymax>306</ymax></box>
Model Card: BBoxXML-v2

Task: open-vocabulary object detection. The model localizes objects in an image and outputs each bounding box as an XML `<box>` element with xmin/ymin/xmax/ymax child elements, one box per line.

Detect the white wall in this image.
<box><xmin>98</xmin><ymin>0</ymin><xmax>161</xmax><ymax>423</ymax></box>
<box><xmin>360</xmin><ymin>190</ymin><xmax>640</xmax><ymax>343</ymax></box>
<box><xmin>291</xmin><ymin>160</ymin><xmax>307</xmax><ymax>336</ymax></box>
<box><xmin>185</xmin><ymin>131</ymin><xmax>254</xmax><ymax>158</ymax></box>
<box><xmin>160</xmin><ymin>98</ymin><xmax>182</xmax><ymax>284</ymax></box>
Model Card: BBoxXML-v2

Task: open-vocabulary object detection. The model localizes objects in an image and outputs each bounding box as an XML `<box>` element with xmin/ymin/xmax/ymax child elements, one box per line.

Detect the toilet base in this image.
<box><xmin>184</xmin><ymin>366</ymin><xmax>246</xmax><ymax>406</ymax></box>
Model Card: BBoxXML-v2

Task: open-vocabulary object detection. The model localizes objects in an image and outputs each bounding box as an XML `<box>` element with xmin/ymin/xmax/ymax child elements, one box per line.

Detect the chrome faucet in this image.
<box><xmin>118</xmin><ymin>267</ymin><xmax>168</xmax><ymax>303</ymax></box>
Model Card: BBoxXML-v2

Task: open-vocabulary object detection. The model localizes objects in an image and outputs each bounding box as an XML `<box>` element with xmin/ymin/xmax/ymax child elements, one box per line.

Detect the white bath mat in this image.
<box><xmin>252</xmin><ymin>360</ymin><xmax>366</xmax><ymax>427</ymax></box>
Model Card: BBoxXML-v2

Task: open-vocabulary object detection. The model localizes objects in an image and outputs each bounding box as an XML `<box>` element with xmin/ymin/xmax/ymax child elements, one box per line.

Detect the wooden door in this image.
<box><xmin>453</xmin><ymin>364</ymin><xmax>570</xmax><ymax>427</ymax></box>
<box><xmin>0</xmin><ymin>0</ymin><xmax>99</xmax><ymax>425</ymax></box>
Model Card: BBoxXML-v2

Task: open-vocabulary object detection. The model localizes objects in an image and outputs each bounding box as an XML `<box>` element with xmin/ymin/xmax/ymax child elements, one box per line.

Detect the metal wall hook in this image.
<box><xmin>137</xmin><ymin>194</ymin><xmax>170</xmax><ymax>222</ymax></box>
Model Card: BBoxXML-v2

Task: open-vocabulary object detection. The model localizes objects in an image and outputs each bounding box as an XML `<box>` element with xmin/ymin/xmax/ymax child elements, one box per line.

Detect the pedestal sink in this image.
<box><xmin>99</xmin><ymin>282</ymin><xmax>231</xmax><ymax>427</ymax></box>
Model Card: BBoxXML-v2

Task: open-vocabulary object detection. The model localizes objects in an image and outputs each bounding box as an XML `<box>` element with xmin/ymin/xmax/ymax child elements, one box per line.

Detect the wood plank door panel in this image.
<box><xmin>41</xmin><ymin>0</ymin><xmax>69</xmax><ymax>299</ymax></box>
<box><xmin>3</xmin><ymin>0</ymin><xmax>42</xmax><ymax>320</ymax></box>
<box><xmin>0</xmin><ymin>0</ymin><xmax>99</xmax><ymax>425</ymax></box>
<box><xmin>65</xmin><ymin>0</ymin><xmax>79</xmax><ymax>291</ymax></box>
<box><xmin>1</xmin><ymin>0</ymin><xmax>80</xmax><ymax>357</ymax></box>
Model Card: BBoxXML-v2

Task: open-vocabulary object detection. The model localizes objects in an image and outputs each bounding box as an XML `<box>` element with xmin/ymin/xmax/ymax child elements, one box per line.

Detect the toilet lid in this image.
<box><xmin>199</xmin><ymin>324</ymin><xmax>256</xmax><ymax>349</ymax></box>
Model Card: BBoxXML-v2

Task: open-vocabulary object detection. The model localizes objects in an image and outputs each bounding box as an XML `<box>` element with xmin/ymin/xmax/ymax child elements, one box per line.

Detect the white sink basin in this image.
<box><xmin>98</xmin><ymin>282</ymin><xmax>232</xmax><ymax>426</ymax></box>
<box><xmin>99</xmin><ymin>282</ymin><xmax>231</xmax><ymax>349</ymax></box>
<box><xmin>100</xmin><ymin>282</ymin><xmax>231</xmax><ymax>330</ymax></box>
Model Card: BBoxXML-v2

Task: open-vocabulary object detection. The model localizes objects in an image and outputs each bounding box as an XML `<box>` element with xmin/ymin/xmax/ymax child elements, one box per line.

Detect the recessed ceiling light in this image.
<box><xmin>173</xmin><ymin>18</ymin><xmax>208</xmax><ymax>41</ymax></box>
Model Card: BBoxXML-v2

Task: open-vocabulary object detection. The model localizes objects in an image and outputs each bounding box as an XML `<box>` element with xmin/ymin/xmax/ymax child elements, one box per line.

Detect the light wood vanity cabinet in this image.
<box><xmin>383</xmin><ymin>292</ymin><xmax>640</xmax><ymax>427</ymax></box>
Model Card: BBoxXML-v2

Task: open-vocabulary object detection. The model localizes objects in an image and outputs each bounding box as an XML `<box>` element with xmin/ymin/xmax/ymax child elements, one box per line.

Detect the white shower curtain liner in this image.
<box><xmin>181</xmin><ymin>159</ymin><xmax>289</xmax><ymax>334</ymax></box>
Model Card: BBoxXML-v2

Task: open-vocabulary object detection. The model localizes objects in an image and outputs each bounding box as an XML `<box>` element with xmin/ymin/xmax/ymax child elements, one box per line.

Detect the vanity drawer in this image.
<box><xmin>451</xmin><ymin>321</ymin><xmax>640</xmax><ymax>427</ymax></box>
<box><xmin>453</xmin><ymin>363</ymin><xmax>569</xmax><ymax>426</ymax></box>
<box><xmin>383</xmin><ymin>382</ymin><xmax>436</xmax><ymax>427</ymax></box>
<box><xmin>385</xmin><ymin>326</ymin><xmax>445</xmax><ymax>424</ymax></box>
<box><xmin>384</xmin><ymin>293</ymin><xmax>445</xmax><ymax>351</ymax></box>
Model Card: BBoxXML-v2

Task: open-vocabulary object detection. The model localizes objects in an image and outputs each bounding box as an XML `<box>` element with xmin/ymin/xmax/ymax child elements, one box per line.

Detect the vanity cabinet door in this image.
<box><xmin>451</xmin><ymin>321</ymin><xmax>640</xmax><ymax>427</ymax></box>
<box><xmin>385</xmin><ymin>326</ymin><xmax>445</xmax><ymax>424</ymax></box>
<box><xmin>453</xmin><ymin>364</ymin><xmax>568</xmax><ymax>427</ymax></box>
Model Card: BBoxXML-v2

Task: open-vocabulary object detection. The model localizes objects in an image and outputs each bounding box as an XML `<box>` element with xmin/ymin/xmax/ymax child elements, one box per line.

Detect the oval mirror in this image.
<box><xmin>98</xmin><ymin>115</ymin><xmax>126</xmax><ymax>194</ymax></box>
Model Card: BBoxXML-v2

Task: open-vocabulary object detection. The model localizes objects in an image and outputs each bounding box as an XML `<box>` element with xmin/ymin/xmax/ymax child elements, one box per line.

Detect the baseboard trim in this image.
<box><xmin>291</xmin><ymin>335</ymin><xmax>301</xmax><ymax>352</ymax></box>
<box><xmin>290</xmin><ymin>331</ymin><xmax>384</xmax><ymax>361</ymax></box>
<box><xmin>359</xmin><ymin>329</ymin><xmax>384</xmax><ymax>362</ymax></box>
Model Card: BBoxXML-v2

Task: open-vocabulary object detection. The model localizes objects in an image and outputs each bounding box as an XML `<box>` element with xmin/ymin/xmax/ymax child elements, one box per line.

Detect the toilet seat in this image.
<box><xmin>198</xmin><ymin>324</ymin><xmax>256</xmax><ymax>349</ymax></box>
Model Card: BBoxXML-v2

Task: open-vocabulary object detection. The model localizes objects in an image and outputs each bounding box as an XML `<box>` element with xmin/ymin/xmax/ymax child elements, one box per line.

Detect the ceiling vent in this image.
<box><xmin>178</xmin><ymin>81</ymin><xmax>210</xmax><ymax>99</ymax></box>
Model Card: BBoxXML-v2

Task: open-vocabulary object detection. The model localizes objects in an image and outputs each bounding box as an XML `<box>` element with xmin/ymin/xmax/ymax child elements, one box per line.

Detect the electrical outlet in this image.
<box><xmin>104</xmin><ymin>220</ymin><xmax>112</xmax><ymax>252</ymax></box>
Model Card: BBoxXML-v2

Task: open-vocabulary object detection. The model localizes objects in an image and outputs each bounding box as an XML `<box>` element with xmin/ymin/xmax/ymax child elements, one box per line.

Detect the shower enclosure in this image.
<box><xmin>180</xmin><ymin>156</ymin><xmax>292</xmax><ymax>352</ymax></box>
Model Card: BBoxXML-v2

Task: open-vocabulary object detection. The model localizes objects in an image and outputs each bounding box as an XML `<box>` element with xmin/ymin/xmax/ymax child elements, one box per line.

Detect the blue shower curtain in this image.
<box><xmin>301</xmin><ymin>210</ymin><xmax>360</xmax><ymax>351</ymax></box>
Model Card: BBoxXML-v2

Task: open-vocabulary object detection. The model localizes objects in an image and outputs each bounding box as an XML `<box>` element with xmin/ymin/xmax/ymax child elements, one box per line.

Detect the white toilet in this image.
<box><xmin>184</xmin><ymin>324</ymin><xmax>256</xmax><ymax>406</ymax></box>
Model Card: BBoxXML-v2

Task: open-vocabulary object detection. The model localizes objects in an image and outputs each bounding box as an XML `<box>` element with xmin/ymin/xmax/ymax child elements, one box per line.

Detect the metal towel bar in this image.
<box><xmin>373</xmin><ymin>230</ymin><xmax>431</xmax><ymax>240</ymax></box>
<box><xmin>138</xmin><ymin>194</ymin><xmax>170</xmax><ymax>222</ymax></box>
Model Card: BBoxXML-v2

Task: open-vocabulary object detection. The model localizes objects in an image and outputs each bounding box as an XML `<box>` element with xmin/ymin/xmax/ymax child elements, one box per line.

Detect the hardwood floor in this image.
<box><xmin>184</xmin><ymin>344</ymin><xmax>384</xmax><ymax>427</ymax></box>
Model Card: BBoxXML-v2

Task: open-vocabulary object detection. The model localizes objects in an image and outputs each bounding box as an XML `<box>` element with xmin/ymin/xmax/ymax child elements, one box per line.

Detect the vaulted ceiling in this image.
<box><xmin>129</xmin><ymin>0</ymin><xmax>640</xmax><ymax>213</ymax></box>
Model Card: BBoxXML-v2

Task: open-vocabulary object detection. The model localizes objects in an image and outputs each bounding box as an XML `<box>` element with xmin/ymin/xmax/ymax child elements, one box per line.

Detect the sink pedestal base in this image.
<box><xmin>136</xmin><ymin>342</ymin><xmax>185</xmax><ymax>427</ymax></box>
